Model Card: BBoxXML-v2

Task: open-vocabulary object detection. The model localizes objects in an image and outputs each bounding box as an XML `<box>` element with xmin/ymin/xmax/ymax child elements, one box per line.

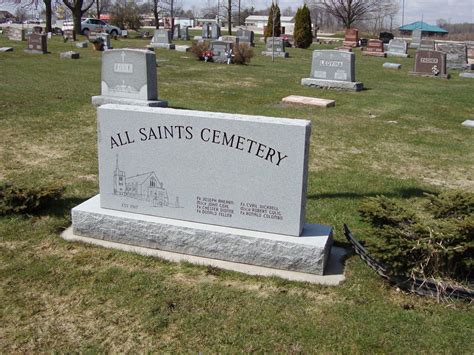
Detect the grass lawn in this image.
<box><xmin>1</xmin><ymin>32</ymin><xmax>473</xmax><ymax>352</ymax></box>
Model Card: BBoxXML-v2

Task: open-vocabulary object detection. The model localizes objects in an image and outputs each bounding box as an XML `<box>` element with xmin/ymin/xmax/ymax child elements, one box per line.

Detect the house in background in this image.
<box><xmin>245</xmin><ymin>15</ymin><xmax>295</xmax><ymax>34</ymax></box>
<box><xmin>399</xmin><ymin>21</ymin><xmax>448</xmax><ymax>37</ymax></box>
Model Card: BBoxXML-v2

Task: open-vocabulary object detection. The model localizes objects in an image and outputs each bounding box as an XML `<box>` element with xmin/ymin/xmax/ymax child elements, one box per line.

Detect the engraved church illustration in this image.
<box><xmin>113</xmin><ymin>156</ymin><xmax>180</xmax><ymax>208</ymax></box>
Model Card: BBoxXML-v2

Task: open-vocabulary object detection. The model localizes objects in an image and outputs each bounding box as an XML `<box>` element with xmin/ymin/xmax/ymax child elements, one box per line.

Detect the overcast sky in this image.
<box><xmin>188</xmin><ymin>0</ymin><xmax>474</xmax><ymax>25</ymax></box>
<box><xmin>1</xmin><ymin>0</ymin><xmax>472</xmax><ymax>25</ymax></box>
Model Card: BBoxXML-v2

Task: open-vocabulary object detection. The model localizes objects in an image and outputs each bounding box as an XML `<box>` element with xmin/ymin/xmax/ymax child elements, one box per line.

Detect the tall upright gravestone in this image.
<box><xmin>202</xmin><ymin>24</ymin><xmax>211</xmax><ymax>39</ymax></box>
<box><xmin>410</xmin><ymin>29</ymin><xmax>422</xmax><ymax>49</ymax></box>
<box><xmin>301</xmin><ymin>50</ymin><xmax>363</xmax><ymax>91</ymax></box>
<box><xmin>68</xmin><ymin>105</ymin><xmax>333</xmax><ymax>277</ymax></box>
<box><xmin>410</xmin><ymin>50</ymin><xmax>449</xmax><ymax>78</ymax></box>
<box><xmin>386</xmin><ymin>39</ymin><xmax>408</xmax><ymax>58</ymax></box>
<box><xmin>180</xmin><ymin>26</ymin><xmax>189</xmax><ymax>40</ymax></box>
<box><xmin>211</xmin><ymin>23</ymin><xmax>221</xmax><ymax>39</ymax></box>
<box><xmin>8</xmin><ymin>27</ymin><xmax>26</xmax><ymax>41</ymax></box>
<box><xmin>419</xmin><ymin>39</ymin><xmax>435</xmax><ymax>50</ymax></box>
<box><xmin>173</xmin><ymin>24</ymin><xmax>181</xmax><ymax>40</ymax></box>
<box><xmin>24</xmin><ymin>33</ymin><xmax>48</xmax><ymax>54</ymax></box>
<box><xmin>236</xmin><ymin>29</ymin><xmax>255</xmax><ymax>47</ymax></box>
<box><xmin>91</xmin><ymin>49</ymin><xmax>168</xmax><ymax>107</ymax></box>
<box><xmin>150</xmin><ymin>29</ymin><xmax>175</xmax><ymax>49</ymax></box>
<box><xmin>435</xmin><ymin>42</ymin><xmax>468</xmax><ymax>70</ymax></box>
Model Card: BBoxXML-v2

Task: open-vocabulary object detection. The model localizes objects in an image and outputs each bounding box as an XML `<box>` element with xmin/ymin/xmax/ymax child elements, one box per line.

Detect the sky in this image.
<box><xmin>1</xmin><ymin>0</ymin><xmax>473</xmax><ymax>25</ymax></box>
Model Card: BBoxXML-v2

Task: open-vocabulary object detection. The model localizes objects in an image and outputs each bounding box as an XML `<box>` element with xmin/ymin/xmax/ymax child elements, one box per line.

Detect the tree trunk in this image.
<box><xmin>227</xmin><ymin>0</ymin><xmax>232</xmax><ymax>35</ymax></box>
<box><xmin>96</xmin><ymin>0</ymin><xmax>101</xmax><ymax>19</ymax></box>
<box><xmin>153</xmin><ymin>0</ymin><xmax>159</xmax><ymax>29</ymax></box>
<box><xmin>73</xmin><ymin>7</ymin><xmax>82</xmax><ymax>34</ymax></box>
<box><xmin>44</xmin><ymin>0</ymin><xmax>52</xmax><ymax>33</ymax></box>
<box><xmin>238</xmin><ymin>0</ymin><xmax>241</xmax><ymax>26</ymax></box>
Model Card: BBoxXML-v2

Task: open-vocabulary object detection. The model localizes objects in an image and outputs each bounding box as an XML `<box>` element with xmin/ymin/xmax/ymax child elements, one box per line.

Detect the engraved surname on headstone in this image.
<box><xmin>100</xmin><ymin>49</ymin><xmax>157</xmax><ymax>100</ymax></box>
<box><xmin>98</xmin><ymin>105</ymin><xmax>311</xmax><ymax>236</ymax></box>
<box><xmin>310</xmin><ymin>50</ymin><xmax>354</xmax><ymax>82</ymax></box>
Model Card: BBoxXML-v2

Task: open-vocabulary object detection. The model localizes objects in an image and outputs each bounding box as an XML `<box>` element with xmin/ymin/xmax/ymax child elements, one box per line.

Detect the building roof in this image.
<box><xmin>245</xmin><ymin>15</ymin><xmax>294</xmax><ymax>22</ymax></box>
<box><xmin>399</xmin><ymin>21</ymin><xmax>448</xmax><ymax>33</ymax></box>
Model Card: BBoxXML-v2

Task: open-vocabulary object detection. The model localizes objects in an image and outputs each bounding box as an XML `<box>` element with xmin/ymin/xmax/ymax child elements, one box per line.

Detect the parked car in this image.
<box><xmin>80</xmin><ymin>18</ymin><xmax>121</xmax><ymax>36</ymax></box>
<box><xmin>61</xmin><ymin>18</ymin><xmax>121</xmax><ymax>36</ymax></box>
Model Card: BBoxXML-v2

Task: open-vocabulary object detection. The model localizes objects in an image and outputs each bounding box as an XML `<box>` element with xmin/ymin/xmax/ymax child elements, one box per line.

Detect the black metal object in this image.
<box><xmin>343</xmin><ymin>224</ymin><xmax>474</xmax><ymax>302</ymax></box>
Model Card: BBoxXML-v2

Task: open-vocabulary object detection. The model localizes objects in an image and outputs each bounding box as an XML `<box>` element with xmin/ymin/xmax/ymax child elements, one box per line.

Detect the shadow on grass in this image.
<box><xmin>308</xmin><ymin>186</ymin><xmax>436</xmax><ymax>200</ymax></box>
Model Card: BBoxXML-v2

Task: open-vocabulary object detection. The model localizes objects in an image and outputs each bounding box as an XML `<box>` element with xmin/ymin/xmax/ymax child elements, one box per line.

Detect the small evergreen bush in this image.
<box><xmin>264</xmin><ymin>3</ymin><xmax>281</xmax><ymax>42</ymax></box>
<box><xmin>0</xmin><ymin>181</ymin><xmax>64</xmax><ymax>215</ymax></box>
<box><xmin>293</xmin><ymin>4</ymin><xmax>313</xmax><ymax>49</ymax></box>
<box><xmin>232</xmin><ymin>43</ymin><xmax>254</xmax><ymax>65</ymax></box>
<box><xmin>359</xmin><ymin>191</ymin><xmax>473</xmax><ymax>282</ymax></box>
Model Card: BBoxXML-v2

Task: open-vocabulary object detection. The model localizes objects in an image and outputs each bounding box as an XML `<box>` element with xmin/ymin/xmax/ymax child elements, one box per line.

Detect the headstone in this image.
<box><xmin>219</xmin><ymin>35</ymin><xmax>239</xmax><ymax>44</ymax></box>
<box><xmin>362</xmin><ymin>39</ymin><xmax>385</xmax><ymax>57</ymax></box>
<box><xmin>335</xmin><ymin>46</ymin><xmax>352</xmax><ymax>52</ymax></box>
<box><xmin>236</xmin><ymin>29</ymin><xmax>254</xmax><ymax>47</ymax></box>
<box><xmin>63</xmin><ymin>29</ymin><xmax>76</xmax><ymax>41</ymax></box>
<box><xmin>175</xmin><ymin>45</ymin><xmax>191</xmax><ymax>52</ymax></box>
<box><xmin>410</xmin><ymin>29</ymin><xmax>422</xmax><ymax>49</ymax></box>
<box><xmin>386</xmin><ymin>39</ymin><xmax>408</xmax><ymax>58</ymax></box>
<box><xmin>122</xmin><ymin>30</ymin><xmax>128</xmax><ymax>37</ymax></box>
<box><xmin>282</xmin><ymin>95</ymin><xmax>335</xmax><ymax>107</ymax></box>
<box><xmin>435</xmin><ymin>42</ymin><xmax>468</xmax><ymax>70</ymax></box>
<box><xmin>383</xmin><ymin>62</ymin><xmax>401</xmax><ymax>69</ymax></box>
<box><xmin>466</xmin><ymin>41</ymin><xmax>474</xmax><ymax>63</ymax></box>
<box><xmin>91</xmin><ymin>49</ymin><xmax>168</xmax><ymax>107</ymax></box>
<box><xmin>24</xmin><ymin>33</ymin><xmax>48</xmax><ymax>54</ymax></box>
<box><xmin>33</xmin><ymin>26</ymin><xmax>43</xmax><ymax>34</ymax></box>
<box><xmin>211</xmin><ymin>23</ymin><xmax>221</xmax><ymax>39</ymax></box>
<box><xmin>202</xmin><ymin>24</ymin><xmax>211</xmax><ymax>39</ymax></box>
<box><xmin>409</xmin><ymin>50</ymin><xmax>449</xmax><ymax>78</ymax></box>
<box><xmin>69</xmin><ymin>104</ymin><xmax>333</xmax><ymax>277</ymax></box>
<box><xmin>98</xmin><ymin>33</ymin><xmax>112</xmax><ymax>50</ymax></box>
<box><xmin>419</xmin><ymin>39</ymin><xmax>435</xmax><ymax>50</ymax></box>
<box><xmin>180</xmin><ymin>26</ymin><xmax>189</xmax><ymax>41</ymax></box>
<box><xmin>261</xmin><ymin>37</ymin><xmax>289</xmax><ymax>58</ymax></box>
<box><xmin>343</xmin><ymin>28</ymin><xmax>358</xmax><ymax>47</ymax></box>
<box><xmin>173</xmin><ymin>24</ymin><xmax>180</xmax><ymax>40</ymax></box>
<box><xmin>210</xmin><ymin>40</ymin><xmax>233</xmax><ymax>63</ymax></box>
<box><xmin>461</xmin><ymin>120</ymin><xmax>474</xmax><ymax>127</ymax></box>
<box><xmin>8</xmin><ymin>27</ymin><xmax>26</xmax><ymax>41</ymax></box>
<box><xmin>76</xmin><ymin>41</ymin><xmax>88</xmax><ymax>48</ymax></box>
<box><xmin>0</xmin><ymin>47</ymin><xmax>13</xmax><ymax>52</ymax></box>
<box><xmin>459</xmin><ymin>72</ymin><xmax>474</xmax><ymax>78</ymax></box>
<box><xmin>150</xmin><ymin>29</ymin><xmax>175</xmax><ymax>49</ymax></box>
<box><xmin>301</xmin><ymin>50</ymin><xmax>363</xmax><ymax>91</ymax></box>
<box><xmin>60</xmin><ymin>51</ymin><xmax>80</xmax><ymax>59</ymax></box>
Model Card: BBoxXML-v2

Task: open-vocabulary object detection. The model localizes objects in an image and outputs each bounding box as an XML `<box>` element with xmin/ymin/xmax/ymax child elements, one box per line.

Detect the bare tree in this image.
<box><xmin>316</xmin><ymin>0</ymin><xmax>379</xmax><ymax>29</ymax></box>
<box><xmin>62</xmin><ymin>0</ymin><xmax>95</xmax><ymax>34</ymax></box>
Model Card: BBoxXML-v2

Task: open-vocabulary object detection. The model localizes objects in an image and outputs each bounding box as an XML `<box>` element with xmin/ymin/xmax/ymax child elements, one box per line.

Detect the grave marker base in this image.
<box><xmin>70</xmin><ymin>195</ymin><xmax>333</xmax><ymax>276</ymax></box>
<box><xmin>362</xmin><ymin>51</ymin><xmax>386</xmax><ymax>57</ymax></box>
<box><xmin>149</xmin><ymin>43</ymin><xmax>175</xmax><ymax>50</ymax></box>
<box><xmin>409</xmin><ymin>72</ymin><xmax>450</xmax><ymax>79</ymax></box>
<box><xmin>386</xmin><ymin>51</ymin><xmax>409</xmax><ymax>58</ymax></box>
<box><xmin>261</xmin><ymin>51</ymin><xmax>289</xmax><ymax>58</ymax></box>
<box><xmin>91</xmin><ymin>96</ymin><xmax>168</xmax><ymax>107</ymax></box>
<box><xmin>301</xmin><ymin>78</ymin><xmax>363</xmax><ymax>91</ymax></box>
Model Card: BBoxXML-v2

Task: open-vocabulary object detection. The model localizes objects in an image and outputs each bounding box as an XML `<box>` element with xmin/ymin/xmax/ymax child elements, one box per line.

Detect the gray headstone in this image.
<box><xmin>152</xmin><ymin>29</ymin><xmax>171</xmax><ymax>44</ymax></box>
<box><xmin>236</xmin><ymin>29</ymin><xmax>254</xmax><ymax>46</ymax></box>
<box><xmin>419</xmin><ymin>39</ymin><xmax>435</xmax><ymax>50</ymax></box>
<box><xmin>91</xmin><ymin>49</ymin><xmax>168</xmax><ymax>107</ymax></box>
<box><xmin>173</xmin><ymin>24</ymin><xmax>180</xmax><ymax>40</ymax></box>
<box><xmin>9</xmin><ymin>27</ymin><xmax>26</xmax><ymax>41</ymax></box>
<box><xmin>387</xmin><ymin>39</ymin><xmax>408</xmax><ymax>57</ymax></box>
<box><xmin>459</xmin><ymin>72</ymin><xmax>474</xmax><ymax>78</ymax></box>
<box><xmin>211</xmin><ymin>23</ymin><xmax>221</xmax><ymax>39</ymax></box>
<box><xmin>266</xmin><ymin>37</ymin><xmax>285</xmax><ymax>53</ymax></box>
<box><xmin>97</xmin><ymin>32</ymin><xmax>112</xmax><ymax>49</ymax></box>
<box><xmin>435</xmin><ymin>42</ymin><xmax>468</xmax><ymax>69</ymax></box>
<box><xmin>410</xmin><ymin>29</ymin><xmax>422</xmax><ymax>49</ymax></box>
<box><xmin>76</xmin><ymin>41</ymin><xmax>88</xmax><ymax>48</ymax></box>
<box><xmin>383</xmin><ymin>62</ymin><xmax>401</xmax><ymax>69</ymax></box>
<box><xmin>202</xmin><ymin>24</ymin><xmax>210</xmax><ymax>39</ymax></box>
<box><xmin>180</xmin><ymin>26</ymin><xmax>189</xmax><ymax>40</ymax></box>
<box><xmin>25</xmin><ymin>33</ymin><xmax>47</xmax><ymax>54</ymax></box>
<box><xmin>97</xmin><ymin>105</ymin><xmax>311</xmax><ymax>236</ymax></box>
<box><xmin>461</xmin><ymin>120</ymin><xmax>474</xmax><ymax>127</ymax></box>
<box><xmin>310</xmin><ymin>50</ymin><xmax>355</xmax><ymax>82</ymax></box>
<box><xmin>210</xmin><ymin>40</ymin><xmax>233</xmax><ymax>62</ymax></box>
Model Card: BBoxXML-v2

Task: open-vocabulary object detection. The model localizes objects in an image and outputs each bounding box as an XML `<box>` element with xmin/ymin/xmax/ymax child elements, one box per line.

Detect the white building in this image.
<box><xmin>244</xmin><ymin>15</ymin><xmax>294</xmax><ymax>34</ymax></box>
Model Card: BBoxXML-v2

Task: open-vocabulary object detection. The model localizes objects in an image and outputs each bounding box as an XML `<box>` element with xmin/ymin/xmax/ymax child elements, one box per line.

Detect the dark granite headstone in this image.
<box><xmin>25</xmin><ymin>33</ymin><xmax>47</xmax><ymax>54</ymax></box>
<box><xmin>410</xmin><ymin>50</ymin><xmax>448</xmax><ymax>78</ymax></box>
<box><xmin>435</xmin><ymin>42</ymin><xmax>468</xmax><ymax>70</ymax></box>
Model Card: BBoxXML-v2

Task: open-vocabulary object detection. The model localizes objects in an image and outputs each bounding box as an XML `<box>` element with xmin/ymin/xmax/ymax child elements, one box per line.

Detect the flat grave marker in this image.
<box><xmin>282</xmin><ymin>95</ymin><xmax>335</xmax><ymax>107</ymax></box>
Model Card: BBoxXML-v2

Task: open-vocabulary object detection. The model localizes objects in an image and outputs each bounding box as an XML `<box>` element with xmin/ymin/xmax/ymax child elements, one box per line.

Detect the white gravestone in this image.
<box><xmin>91</xmin><ymin>49</ymin><xmax>168</xmax><ymax>107</ymax></box>
<box><xmin>386</xmin><ymin>39</ymin><xmax>408</xmax><ymax>58</ymax></box>
<box><xmin>150</xmin><ymin>29</ymin><xmax>175</xmax><ymax>49</ymax></box>
<box><xmin>70</xmin><ymin>105</ymin><xmax>333</xmax><ymax>276</ymax></box>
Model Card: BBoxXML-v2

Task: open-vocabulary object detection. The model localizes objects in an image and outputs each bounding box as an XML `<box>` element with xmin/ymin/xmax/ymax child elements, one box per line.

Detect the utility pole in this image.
<box><xmin>401</xmin><ymin>0</ymin><xmax>405</xmax><ymax>26</ymax></box>
<box><xmin>272</xmin><ymin>1</ymin><xmax>275</xmax><ymax>63</ymax></box>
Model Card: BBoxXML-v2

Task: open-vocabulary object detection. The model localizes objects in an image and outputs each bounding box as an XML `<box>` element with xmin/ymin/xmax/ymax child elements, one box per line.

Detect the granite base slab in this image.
<box><xmin>301</xmin><ymin>78</ymin><xmax>363</xmax><ymax>91</ymax></box>
<box><xmin>261</xmin><ymin>51</ymin><xmax>289</xmax><ymax>58</ymax></box>
<box><xmin>149</xmin><ymin>43</ymin><xmax>175</xmax><ymax>50</ymax></box>
<box><xmin>362</xmin><ymin>52</ymin><xmax>386</xmax><ymax>57</ymax></box>
<box><xmin>409</xmin><ymin>72</ymin><xmax>450</xmax><ymax>79</ymax></box>
<box><xmin>386</xmin><ymin>51</ymin><xmax>408</xmax><ymax>58</ymax></box>
<box><xmin>282</xmin><ymin>95</ymin><xmax>335</xmax><ymax>107</ymax></box>
<box><xmin>91</xmin><ymin>96</ymin><xmax>168</xmax><ymax>107</ymax></box>
<box><xmin>24</xmin><ymin>49</ymin><xmax>48</xmax><ymax>54</ymax></box>
<box><xmin>71</xmin><ymin>195</ymin><xmax>333</xmax><ymax>275</ymax></box>
<box><xmin>459</xmin><ymin>72</ymin><xmax>474</xmax><ymax>78</ymax></box>
<box><xmin>175</xmin><ymin>45</ymin><xmax>191</xmax><ymax>52</ymax></box>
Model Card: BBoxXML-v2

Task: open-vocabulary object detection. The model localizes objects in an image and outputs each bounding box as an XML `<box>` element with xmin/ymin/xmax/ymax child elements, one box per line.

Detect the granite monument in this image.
<box><xmin>410</xmin><ymin>50</ymin><xmax>449</xmax><ymax>78</ymax></box>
